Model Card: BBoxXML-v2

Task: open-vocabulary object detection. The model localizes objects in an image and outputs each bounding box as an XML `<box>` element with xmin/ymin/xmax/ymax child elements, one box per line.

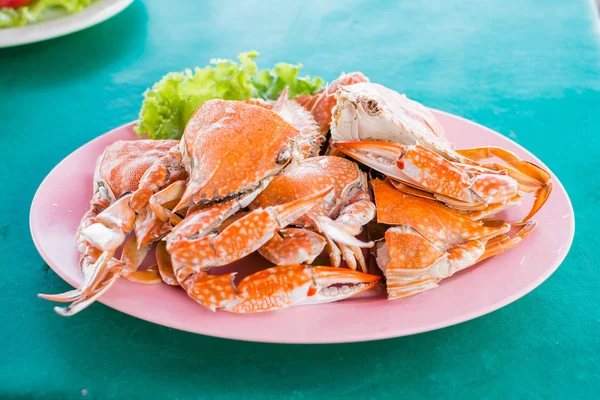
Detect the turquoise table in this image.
<box><xmin>1</xmin><ymin>0</ymin><xmax>599</xmax><ymax>398</ymax></box>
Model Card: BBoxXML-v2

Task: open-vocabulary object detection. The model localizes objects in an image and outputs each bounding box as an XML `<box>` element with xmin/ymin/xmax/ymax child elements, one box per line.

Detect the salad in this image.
<box><xmin>134</xmin><ymin>51</ymin><xmax>325</xmax><ymax>140</ymax></box>
<box><xmin>0</xmin><ymin>0</ymin><xmax>95</xmax><ymax>28</ymax></box>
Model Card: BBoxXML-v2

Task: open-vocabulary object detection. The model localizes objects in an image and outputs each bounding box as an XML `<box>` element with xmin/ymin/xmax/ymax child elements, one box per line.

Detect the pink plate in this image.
<box><xmin>30</xmin><ymin>111</ymin><xmax>574</xmax><ymax>343</ymax></box>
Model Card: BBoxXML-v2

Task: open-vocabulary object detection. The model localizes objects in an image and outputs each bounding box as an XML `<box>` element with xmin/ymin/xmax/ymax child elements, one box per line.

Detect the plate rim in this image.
<box><xmin>0</xmin><ymin>0</ymin><xmax>134</xmax><ymax>48</ymax></box>
<box><xmin>30</xmin><ymin>111</ymin><xmax>575</xmax><ymax>344</ymax></box>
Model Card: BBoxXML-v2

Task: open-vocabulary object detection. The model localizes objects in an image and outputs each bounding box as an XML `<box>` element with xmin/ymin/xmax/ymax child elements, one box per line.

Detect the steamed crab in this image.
<box><xmin>41</xmin><ymin>94</ymin><xmax>380</xmax><ymax>315</ymax></box>
<box><xmin>159</xmin><ymin>97</ymin><xmax>379</xmax><ymax>312</ymax></box>
<box><xmin>38</xmin><ymin>140</ymin><xmax>188</xmax><ymax>314</ymax></box>
<box><xmin>371</xmin><ymin>179</ymin><xmax>536</xmax><ymax>299</ymax></box>
<box><xmin>250</xmin><ymin>155</ymin><xmax>376</xmax><ymax>271</ymax></box>
<box><xmin>331</xmin><ymin>82</ymin><xmax>552</xmax><ymax>222</ymax></box>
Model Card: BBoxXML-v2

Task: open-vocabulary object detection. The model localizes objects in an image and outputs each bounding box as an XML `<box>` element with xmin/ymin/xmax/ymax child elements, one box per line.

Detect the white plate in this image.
<box><xmin>0</xmin><ymin>0</ymin><xmax>133</xmax><ymax>48</ymax></box>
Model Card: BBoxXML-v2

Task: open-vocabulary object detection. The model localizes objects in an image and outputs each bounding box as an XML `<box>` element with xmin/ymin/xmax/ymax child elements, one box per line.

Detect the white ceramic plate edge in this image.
<box><xmin>0</xmin><ymin>0</ymin><xmax>133</xmax><ymax>48</ymax></box>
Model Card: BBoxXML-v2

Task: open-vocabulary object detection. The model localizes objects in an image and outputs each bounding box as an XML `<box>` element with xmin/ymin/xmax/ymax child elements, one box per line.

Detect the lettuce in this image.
<box><xmin>252</xmin><ymin>63</ymin><xmax>324</xmax><ymax>100</ymax></box>
<box><xmin>134</xmin><ymin>51</ymin><xmax>324</xmax><ymax>140</ymax></box>
<box><xmin>0</xmin><ymin>0</ymin><xmax>94</xmax><ymax>28</ymax></box>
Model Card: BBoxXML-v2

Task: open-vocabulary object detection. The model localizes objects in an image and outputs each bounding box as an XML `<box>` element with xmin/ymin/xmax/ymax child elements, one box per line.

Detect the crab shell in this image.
<box><xmin>175</xmin><ymin>99</ymin><xmax>320</xmax><ymax>210</ymax></box>
<box><xmin>88</xmin><ymin>139</ymin><xmax>187</xmax><ymax>246</ymax></box>
<box><xmin>330</xmin><ymin>82</ymin><xmax>456</xmax><ymax>159</ymax></box>
<box><xmin>251</xmin><ymin>156</ymin><xmax>366</xmax><ymax>227</ymax></box>
<box><xmin>371</xmin><ymin>179</ymin><xmax>534</xmax><ymax>299</ymax></box>
<box><xmin>372</xmin><ymin>179</ymin><xmax>508</xmax><ymax>248</ymax></box>
<box><xmin>295</xmin><ymin>72</ymin><xmax>369</xmax><ymax>134</ymax></box>
<box><xmin>94</xmin><ymin>140</ymin><xmax>182</xmax><ymax>202</ymax></box>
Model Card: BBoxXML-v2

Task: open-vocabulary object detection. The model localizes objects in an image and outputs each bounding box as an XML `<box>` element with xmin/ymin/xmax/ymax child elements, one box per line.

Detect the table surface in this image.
<box><xmin>1</xmin><ymin>0</ymin><xmax>599</xmax><ymax>398</ymax></box>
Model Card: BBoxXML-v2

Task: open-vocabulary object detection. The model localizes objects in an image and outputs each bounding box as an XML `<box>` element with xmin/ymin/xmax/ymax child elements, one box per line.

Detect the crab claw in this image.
<box><xmin>333</xmin><ymin>140</ymin><xmax>409</xmax><ymax>180</ymax></box>
<box><xmin>308</xmin><ymin>266</ymin><xmax>380</xmax><ymax>303</ymax></box>
<box><xmin>335</xmin><ymin>141</ymin><xmax>520</xmax><ymax>207</ymax></box>
<box><xmin>218</xmin><ymin>265</ymin><xmax>380</xmax><ymax>313</ymax></box>
<box><xmin>168</xmin><ymin>187</ymin><xmax>334</xmax><ymax>270</ymax></box>
<box><xmin>334</xmin><ymin>140</ymin><xmax>440</xmax><ymax>195</ymax></box>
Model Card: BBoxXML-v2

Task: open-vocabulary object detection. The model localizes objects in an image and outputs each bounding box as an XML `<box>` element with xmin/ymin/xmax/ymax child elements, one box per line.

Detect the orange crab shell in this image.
<box><xmin>371</xmin><ymin>178</ymin><xmax>506</xmax><ymax>246</ymax></box>
<box><xmin>177</xmin><ymin>100</ymin><xmax>302</xmax><ymax>208</ymax></box>
<box><xmin>97</xmin><ymin>140</ymin><xmax>183</xmax><ymax>199</ymax></box>
<box><xmin>251</xmin><ymin>156</ymin><xmax>364</xmax><ymax>226</ymax></box>
<box><xmin>94</xmin><ymin>140</ymin><xmax>187</xmax><ymax>245</ymax></box>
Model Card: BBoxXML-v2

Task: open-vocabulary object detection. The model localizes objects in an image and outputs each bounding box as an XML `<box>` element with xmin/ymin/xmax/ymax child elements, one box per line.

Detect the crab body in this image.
<box><xmin>371</xmin><ymin>179</ymin><xmax>535</xmax><ymax>299</ymax></box>
<box><xmin>332</xmin><ymin>82</ymin><xmax>552</xmax><ymax>222</ymax></box>
<box><xmin>39</xmin><ymin>140</ymin><xmax>187</xmax><ymax>314</ymax></box>
<box><xmin>250</xmin><ymin>156</ymin><xmax>376</xmax><ymax>271</ymax></box>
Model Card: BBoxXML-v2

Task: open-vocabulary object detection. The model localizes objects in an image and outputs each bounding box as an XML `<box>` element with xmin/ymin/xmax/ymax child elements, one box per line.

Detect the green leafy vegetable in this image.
<box><xmin>135</xmin><ymin>51</ymin><xmax>324</xmax><ymax>140</ymax></box>
<box><xmin>0</xmin><ymin>0</ymin><xmax>94</xmax><ymax>28</ymax></box>
<box><xmin>252</xmin><ymin>63</ymin><xmax>324</xmax><ymax>100</ymax></box>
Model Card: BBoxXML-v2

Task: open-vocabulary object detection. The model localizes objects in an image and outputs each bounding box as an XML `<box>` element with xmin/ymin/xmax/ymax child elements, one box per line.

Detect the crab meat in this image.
<box><xmin>371</xmin><ymin>179</ymin><xmax>536</xmax><ymax>299</ymax></box>
<box><xmin>331</xmin><ymin>82</ymin><xmax>552</xmax><ymax>222</ymax></box>
<box><xmin>250</xmin><ymin>156</ymin><xmax>376</xmax><ymax>271</ymax></box>
<box><xmin>181</xmin><ymin>264</ymin><xmax>380</xmax><ymax>313</ymax></box>
<box><xmin>295</xmin><ymin>72</ymin><xmax>369</xmax><ymax>135</ymax></box>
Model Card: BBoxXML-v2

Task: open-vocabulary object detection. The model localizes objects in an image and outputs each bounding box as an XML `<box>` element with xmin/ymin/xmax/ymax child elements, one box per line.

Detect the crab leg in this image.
<box><xmin>456</xmin><ymin>147</ymin><xmax>552</xmax><ymax>221</ymax></box>
<box><xmin>323</xmin><ymin>234</ymin><xmax>343</xmax><ymax>269</ymax></box>
<box><xmin>39</xmin><ymin>234</ymin><xmax>162</xmax><ymax>314</ymax></box>
<box><xmin>183</xmin><ymin>265</ymin><xmax>380</xmax><ymax>313</ymax></box>
<box><xmin>52</xmin><ymin>268</ymin><xmax>122</xmax><ymax>317</ymax></box>
<box><xmin>476</xmin><ymin>220</ymin><xmax>537</xmax><ymax>262</ymax></box>
<box><xmin>327</xmin><ymin>185</ymin><xmax>376</xmax><ymax>272</ymax></box>
<box><xmin>335</xmin><ymin>179</ymin><xmax>377</xmax><ymax>236</ymax></box>
<box><xmin>120</xmin><ymin>235</ymin><xmax>162</xmax><ymax>284</ymax></box>
<box><xmin>335</xmin><ymin>141</ymin><xmax>519</xmax><ymax>207</ymax></box>
<box><xmin>374</xmin><ymin>211</ymin><xmax>536</xmax><ymax>299</ymax></box>
<box><xmin>460</xmin><ymin>196</ymin><xmax>522</xmax><ymax>220</ymax></box>
<box><xmin>149</xmin><ymin>180</ymin><xmax>187</xmax><ymax>225</ymax></box>
<box><xmin>39</xmin><ymin>194</ymin><xmax>170</xmax><ymax>309</ymax></box>
<box><xmin>168</xmin><ymin>187</ymin><xmax>333</xmax><ymax>271</ymax></box>
<box><xmin>156</xmin><ymin>241</ymin><xmax>178</xmax><ymax>286</ymax></box>
<box><xmin>66</xmin><ymin>194</ymin><xmax>138</xmax><ymax>294</ymax></box>
<box><xmin>315</xmin><ymin>216</ymin><xmax>374</xmax><ymax>271</ymax></box>
<box><xmin>45</xmin><ymin>146</ymin><xmax>186</xmax><ymax>307</ymax></box>
<box><xmin>124</xmin><ymin>265</ymin><xmax>162</xmax><ymax>284</ymax></box>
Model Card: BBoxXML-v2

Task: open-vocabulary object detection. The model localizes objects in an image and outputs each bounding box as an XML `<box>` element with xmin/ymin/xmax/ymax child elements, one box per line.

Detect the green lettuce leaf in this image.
<box><xmin>0</xmin><ymin>0</ymin><xmax>94</xmax><ymax>28</ymax></box>
<box><xmin>252</xmin><ymin>63</ymin><xmax>324</xmax><ymax>100</ymax></box>
<box><xmin>135</xmin><ymin>51</ymin><xmax>324</xmax><ymax>140</ymax></box>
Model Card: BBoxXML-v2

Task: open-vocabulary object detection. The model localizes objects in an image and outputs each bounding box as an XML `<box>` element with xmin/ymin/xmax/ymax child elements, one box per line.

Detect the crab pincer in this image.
<box><xmin>166</xmin><ymin>187</ymin><xmax>335</xmax><ymax>272</ymax></box>
<box><xmin>182</xmin><ymin>265</ymin><xmax>380</xmax><ymax>313</ymax></box>
<box><xmin>331</xmin><ymin>82</ymin><xmax>552</xmax><ymax>222</ymax></box>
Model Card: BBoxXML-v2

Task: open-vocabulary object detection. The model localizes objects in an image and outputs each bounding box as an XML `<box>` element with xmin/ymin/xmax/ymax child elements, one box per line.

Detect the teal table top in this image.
<box><xmin>1</xmin><ymin>0</ymin><xmax>599</xmax><ymax>398</ymax></box>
